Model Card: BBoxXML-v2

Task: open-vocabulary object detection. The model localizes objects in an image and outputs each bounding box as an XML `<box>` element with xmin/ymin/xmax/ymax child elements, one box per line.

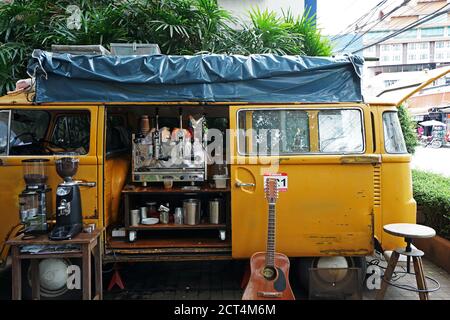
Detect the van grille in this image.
<box><xmin>373</xmin><ymin>164</ymin><xmax>381</xmax><ymax>207</ymax></box>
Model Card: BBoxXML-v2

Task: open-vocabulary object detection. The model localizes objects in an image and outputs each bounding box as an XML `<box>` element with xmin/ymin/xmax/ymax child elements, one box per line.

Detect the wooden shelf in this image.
<box><xmin>122</xmin><ymin>184</ymin><xmax>230</xmax><ymax>194</ymax></box>
<box><xmin>107</xmin><ymin>237</ymin><xmax>231</xmax><ymax>249</ymax></box>
<box><xmin>126</xmin><ymin>223</ymin><xmax>226</xmax><ymax>231</ymax></box>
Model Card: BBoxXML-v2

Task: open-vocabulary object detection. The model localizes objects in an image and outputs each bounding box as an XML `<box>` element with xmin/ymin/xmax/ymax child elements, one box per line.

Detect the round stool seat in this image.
<box><xmin>383</xmin><ymin>223</ymin><xmax>436</xmax><ymax>239</ymax></box>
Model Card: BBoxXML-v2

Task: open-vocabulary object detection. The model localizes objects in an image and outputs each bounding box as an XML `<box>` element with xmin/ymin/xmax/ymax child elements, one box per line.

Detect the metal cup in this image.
<box><xmin>140</xmin><ymin>206</ymin><xmax>148</xmax><ymax>220</ymax></box>
<box><xmin>209</xmin><ymin>199</ymin><xmax>220</xmax><ymax>224</ymax></box>
<box><xmin>130</xmin><ymin>209</ymin><xmax>140</xmax><ymax>226</ymax></box>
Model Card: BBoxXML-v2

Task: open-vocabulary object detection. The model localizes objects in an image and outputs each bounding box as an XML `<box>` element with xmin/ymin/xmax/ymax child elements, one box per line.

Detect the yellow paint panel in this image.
<box><xmin>0</xmin><ymin>106</ymin><xmax>99</xmax><ymax>258</ymax></box>
<box><xmin>230</xmin><ymin>104</ymin><xmax>375</xmax><ymax>258</ymax></box>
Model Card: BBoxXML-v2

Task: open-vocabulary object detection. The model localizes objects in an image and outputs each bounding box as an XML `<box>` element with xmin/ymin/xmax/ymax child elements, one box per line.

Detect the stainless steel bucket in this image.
<box><xmin>208</xmin><ymin>199</ymin><xmax>221</xmax><ymax>224</ymax></box>
<box><xmin>183</xmin><ymin>199</ymin><xmax>201</xmax><ymax>225</ymax></box>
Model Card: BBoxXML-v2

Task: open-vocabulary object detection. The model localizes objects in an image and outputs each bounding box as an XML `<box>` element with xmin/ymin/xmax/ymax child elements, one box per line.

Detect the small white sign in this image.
<box><xmin>263</xmin><ymin>173</ymin><xmax>288</xmax><ymax>192</ymax></box>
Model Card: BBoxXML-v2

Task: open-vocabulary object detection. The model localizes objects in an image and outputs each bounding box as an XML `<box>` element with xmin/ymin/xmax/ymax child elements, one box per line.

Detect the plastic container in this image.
<box><xmin>22</xmin><ymin>159</ymin><xmax>49</xmax><ymax>185</ymax></box>
<box><xmin>213</xmin><ymin>175</ymin><xmax>228</xmax><ymax>189</ymax></box>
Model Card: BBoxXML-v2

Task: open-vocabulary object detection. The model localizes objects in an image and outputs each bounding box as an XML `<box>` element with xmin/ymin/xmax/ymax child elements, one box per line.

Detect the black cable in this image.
<box><xmin>331</xmin><ymin>0</ymin><xmax>388</xmax><ymax>41</ymax></box>
<box><xmin>352</xmin><ymin>2</ymin><xmax>450</xmax><ymax>53</ymax></box>
<box><xmin>368</xmin><ymin>251</ymin><xmax>441</xmax><ymax>293</ymax></box>
<box><xmin>339</xmin><ymin>0</ymin><xmax>412</xmax><ymax>53</ymax></box>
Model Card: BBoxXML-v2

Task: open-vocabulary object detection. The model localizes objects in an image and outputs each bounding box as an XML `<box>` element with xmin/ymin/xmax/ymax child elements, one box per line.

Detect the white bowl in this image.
<box><xmin>141</xmin><ymin>217</ymin><xmax>159</xmax><ymax>225</ymax></box>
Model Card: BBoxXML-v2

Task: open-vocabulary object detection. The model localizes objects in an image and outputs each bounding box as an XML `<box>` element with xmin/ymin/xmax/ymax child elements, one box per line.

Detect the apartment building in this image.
<box><xmin>363</xmin><ymin>0</ymin><xmax>450</xmax><ymax>79</ymax></box>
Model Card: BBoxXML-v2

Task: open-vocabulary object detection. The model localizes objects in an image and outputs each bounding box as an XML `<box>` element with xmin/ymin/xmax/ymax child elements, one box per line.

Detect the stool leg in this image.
<box><xmin>11</xmin><ymin>247</ymin><xmax>21</xmax><ymax>300</ymax></box>
<box><xmin>82</xmin><ymin>244</ymin><xmax>92</xmax><ymax>300</ymax></box>
<box><xmin>413</xmin><ymin>257</ymin><xmax>429</xmax><ymax>300</ymax></box>
<box><xmin>376</xmin><ymin>251</ymin><xmax>399</xmax><ymax>300</ymax></box>
<box><xmin>30</xmin><ymin>260</ymin><xmax>40</xmax><ymax>300</ymax></box>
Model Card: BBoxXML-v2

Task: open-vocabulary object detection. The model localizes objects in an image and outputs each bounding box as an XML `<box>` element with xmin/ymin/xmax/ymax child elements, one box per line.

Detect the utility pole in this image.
<box><xmin>304</xmin><ymin>0</ymin><xmax>317</xmax><ymax>26</ymax></box>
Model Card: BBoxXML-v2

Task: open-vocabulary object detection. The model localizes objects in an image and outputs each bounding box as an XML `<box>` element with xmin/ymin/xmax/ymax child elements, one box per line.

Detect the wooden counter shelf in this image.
<box><xmin>107</xmin><ymin>237</ymin><xmax>231</xmax><ymax>249</ymax></box>
<box><xmin>122</xmin><ymin>184</ymin><xmax>230</xmax><ymax>194</ymax></box>
<box><xmin>126</xmin><ymin>222</ymin><xmax>226</xmax><ymax>231</ymax></box>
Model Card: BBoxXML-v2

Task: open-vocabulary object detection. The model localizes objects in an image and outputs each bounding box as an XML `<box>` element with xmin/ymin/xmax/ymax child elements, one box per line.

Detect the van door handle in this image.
<box><xmin>340</xmin><ymin>155</ymin><xmax>381</xmax><ymax>164</ymax></box>
<box><xmin>235</xmin><ymin>181</ymin><xmax>256</xmax><ymax>188</ymax></box>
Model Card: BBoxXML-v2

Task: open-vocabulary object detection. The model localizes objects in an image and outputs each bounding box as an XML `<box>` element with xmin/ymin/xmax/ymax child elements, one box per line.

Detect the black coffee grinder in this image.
<box><xmin>19</xmin><ymin>159</ymin><xmax>52</xmax><ymax>237</ymax></box>
<box><xmin>49</xmin><ymin>156</ymin><xmax>94</xmax><ymax>240</ymax></box>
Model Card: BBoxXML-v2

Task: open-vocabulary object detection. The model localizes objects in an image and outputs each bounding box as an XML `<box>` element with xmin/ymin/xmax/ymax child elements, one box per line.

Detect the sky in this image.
<box><xmin>317</xmin><ymin>0</ymin><xmax>385</xmax><ymax>35</ymax></box>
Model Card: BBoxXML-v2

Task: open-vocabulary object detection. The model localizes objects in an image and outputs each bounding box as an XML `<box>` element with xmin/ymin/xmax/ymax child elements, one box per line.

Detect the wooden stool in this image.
<box><xmin>376</xmin><ymin>223</ymin><xmax>436</xmax><ymax>300</ymax></box>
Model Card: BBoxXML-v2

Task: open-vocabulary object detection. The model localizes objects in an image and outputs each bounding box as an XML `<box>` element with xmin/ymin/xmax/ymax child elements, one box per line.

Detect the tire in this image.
<box><xmin>431</xmin><ymin>140</ymin><xmax>442</xmax><ymax>148</ymax></box>
<box><xmin>295</xmin><ymin>256</ymin><xmax>367</xmax><ymax>294</ymax></box>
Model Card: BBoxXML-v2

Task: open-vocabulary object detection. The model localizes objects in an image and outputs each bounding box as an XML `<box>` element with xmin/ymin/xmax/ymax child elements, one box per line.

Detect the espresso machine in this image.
<box><xmin>19</xmin><ymin>159</ymin><xmax>52</xmax><ymax>237</ymax></box>
<box><xmin>49</xmin><ymin>156</ymin><xmax>95</xmax><ymax>240</ymax></box>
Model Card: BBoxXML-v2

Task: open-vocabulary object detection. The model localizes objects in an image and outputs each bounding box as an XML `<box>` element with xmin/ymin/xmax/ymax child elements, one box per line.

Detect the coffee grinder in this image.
<box><xmin>49</xmin><ymin>156</ymin><xmax>94</xmax><ymax>240</ymax></box>
<box><xmin>19</xmin><ymin>159</ymin><xmax>52</xmax><ymax>237</ymax></box>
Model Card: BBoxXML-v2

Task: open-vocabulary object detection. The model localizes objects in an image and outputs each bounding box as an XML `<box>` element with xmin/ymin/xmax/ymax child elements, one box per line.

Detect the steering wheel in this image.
<box><xmin>10</xmin><ymin>132</ymin><xmax>38</xmax><ymax>146</ymax></box>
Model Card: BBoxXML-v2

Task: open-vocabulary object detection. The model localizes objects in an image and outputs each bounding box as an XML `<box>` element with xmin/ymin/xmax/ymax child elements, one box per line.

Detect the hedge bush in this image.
<box><xmin>412</xmin><ymin>169</ymin><xmax>450</xmax><ymax>240</ymax></box>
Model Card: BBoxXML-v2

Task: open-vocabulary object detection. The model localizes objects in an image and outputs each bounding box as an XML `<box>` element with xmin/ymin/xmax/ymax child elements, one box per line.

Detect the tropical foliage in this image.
<box><xmin>398</xmin><ymin>104</ymin><xmax>419</xmax><ymax>154</ymax></box>
<box><xmin>0</xmin><ymin>0</ymin><xmax>332</xmax><ymax>95</ymax></box>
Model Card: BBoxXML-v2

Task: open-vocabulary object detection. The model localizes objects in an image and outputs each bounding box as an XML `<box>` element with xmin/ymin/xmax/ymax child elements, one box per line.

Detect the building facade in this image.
<box><xmin>363</xmin><ymin>0</ymin><xmax>450</xmax><ymax>80</ymax></box>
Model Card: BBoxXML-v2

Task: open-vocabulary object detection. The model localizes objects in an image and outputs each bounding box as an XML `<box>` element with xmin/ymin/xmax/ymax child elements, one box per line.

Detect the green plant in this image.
<box><xmin>398</xmin><ymin>104</ymin><xmax>419</xmax><ymax>154</ymax></box>
<box><xmin>245</xmin><ymin>8</ymin><xmax>302</xmax><ymax>55</ymax></box>
<box><xmin>0</xmin><ymin>42</ymin><xmax>28</xmax><ymax>93</ymax></box>
<box><xmin>0</xmin><ymin>0</ymin><xmax>333</xmax><ymax>96</ymax></box>
<box><xmin>282</xmin><ymin>9</ymin><xmax>332</xmax><ymax>56</ymax></box>
<box><xmin>412</xmin><ymin>169</ymin><xmax>450</xmax><ymax>240</ymax></box>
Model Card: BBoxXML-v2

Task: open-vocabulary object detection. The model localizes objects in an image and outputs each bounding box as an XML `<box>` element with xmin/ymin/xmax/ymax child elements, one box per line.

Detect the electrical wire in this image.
<box><xmin>367</xmin><ymin>254</ymin><xmax>407</xmax><ymax>282</ymax></box>
<box><xmin>331</xmin><ymin>0</ymin><xmax>388</xmax><ymax>41</ymax></box>
<box><xmin>351</xmin><ymin>1</ymin><xmax>435</xmax><ymax>54</ymax></box>
<box><xmin>339</xmin><ymin>0</ymin><xmax>412</xmax><ymax>53</ymax></box>
<box><xmin>352</xmin><ymin>2</ymin><xmax>450</xmax><ymax>53</ymax></box>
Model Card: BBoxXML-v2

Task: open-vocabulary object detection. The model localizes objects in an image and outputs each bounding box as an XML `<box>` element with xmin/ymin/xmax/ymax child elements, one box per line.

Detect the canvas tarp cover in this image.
<box><xmin>28</xmin><ymin>49</ymin><xmax>364</xmax><ymax>103</ymax></box>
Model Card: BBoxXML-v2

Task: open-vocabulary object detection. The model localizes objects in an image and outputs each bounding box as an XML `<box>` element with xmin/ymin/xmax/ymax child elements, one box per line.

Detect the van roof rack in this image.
<box><xmin>51</xmin><ymin>45</ymin><xmax>111</xmax><ymax>55</ymax></box>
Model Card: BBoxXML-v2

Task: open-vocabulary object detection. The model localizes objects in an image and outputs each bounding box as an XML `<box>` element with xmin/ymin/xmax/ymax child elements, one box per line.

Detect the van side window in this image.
<box><xmin>9</xmin><ymin>110</ymin><xmax>50</xmax><ymax>156</ymax></box>
<box><xmin>238</xmin><ymin>109</ymin><xmax>310</xmax><ymax>155</ymax></box>
<box><xmin>52</xmin><ymin>113</ymin><xmax>90</xmax><ymax>155</ymax></box>
<box><xmin>383</xmin><ymin>111</ymin><xmax>407</xmax><ymax>154</ymax></box>
<box><xmin>318</xmin><ymin>109</ymin><xmax>364</xmax><ymax>153</ymax></box>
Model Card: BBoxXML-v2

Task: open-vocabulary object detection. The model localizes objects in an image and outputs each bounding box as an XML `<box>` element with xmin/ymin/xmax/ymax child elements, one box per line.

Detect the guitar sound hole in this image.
<box><xmin>262</xmin><ymin>266</ymin><xmax>277</xmax><ymax>281</ymax></box>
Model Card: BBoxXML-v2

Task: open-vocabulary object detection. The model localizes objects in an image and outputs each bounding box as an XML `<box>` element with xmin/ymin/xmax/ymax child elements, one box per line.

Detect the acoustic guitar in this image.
<box><xmin>242</xmin><ymin>178</ymin><xmax>295</xmax><ymax>300</ymax></box>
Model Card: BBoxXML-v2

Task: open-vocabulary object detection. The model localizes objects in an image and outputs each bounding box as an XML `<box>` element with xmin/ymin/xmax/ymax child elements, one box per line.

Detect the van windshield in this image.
<box><xmin>383</xmin><ymin>111</ymin><xmax>407</xmax><ymax>153</ymax></box>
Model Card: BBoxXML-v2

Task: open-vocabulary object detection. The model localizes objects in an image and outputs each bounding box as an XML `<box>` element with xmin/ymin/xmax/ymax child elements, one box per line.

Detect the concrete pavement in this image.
<box><xmin>411</xmin><ymin>146</ymin><xmax>450</xmax><ymax>177</ymax></box>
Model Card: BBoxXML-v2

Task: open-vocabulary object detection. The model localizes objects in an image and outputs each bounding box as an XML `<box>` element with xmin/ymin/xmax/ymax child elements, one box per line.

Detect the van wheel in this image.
<box><xmin>21</xmin><ymin>258</ymin><xmax>91</xmax><ymax>300</ymax></box>
<box><xmin>295</xmin><ymin>256</ymin><xmax>367</xmax><ymax>294</ymax></box>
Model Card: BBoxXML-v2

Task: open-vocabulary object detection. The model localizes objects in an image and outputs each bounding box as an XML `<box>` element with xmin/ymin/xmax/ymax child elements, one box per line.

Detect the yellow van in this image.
<box><xmin>0</xmin><ymin>52</ymin><xmax>444</xmax><ymax>298</ymax></box>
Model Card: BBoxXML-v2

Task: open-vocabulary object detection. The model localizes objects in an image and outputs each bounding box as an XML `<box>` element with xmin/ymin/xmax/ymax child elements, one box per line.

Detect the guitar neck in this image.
<box><xmin>266</xmin><ymin>203</ymin><xmax>276</xmax><ymax>267</ymax></box>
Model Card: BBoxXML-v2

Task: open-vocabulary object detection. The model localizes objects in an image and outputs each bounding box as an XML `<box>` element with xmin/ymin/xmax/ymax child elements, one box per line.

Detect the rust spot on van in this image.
<box><xmin>320</xmin><ymin>249</ymin><xmax>370</xmax><ymax>255</ymax></box>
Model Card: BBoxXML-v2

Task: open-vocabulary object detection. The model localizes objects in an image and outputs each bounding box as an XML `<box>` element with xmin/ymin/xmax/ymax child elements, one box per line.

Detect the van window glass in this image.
<box><xmin>318</xmin><ymin>109</ymin><xmax>364</xmax><ymax>153</ymax></box>
<box><xmin>106</xmin><ymin>114</ymin><xmax>130</xmax><ymax>155</ymax></box>
<box><xmin>51</xmin><ymin>113</ymin><xmax>90</xmax><ymax>154</ymax></box>
<box><xmin>383</xmin><ymin>111</ymin><xmax>407</xmax><ymax>153</ymax></box>
<box><xmin>0</xmin><ymin>111</ymin><xmax>10</xmax><ymax>155</ymax></box>
<box><xmin>238</xmin><ymin>109</ymin><xmax>310</xmax><ymax>155</ymax></box>
<box><xmin>9</xmin><ymin>110</ymin><xmax>50</xmax><ymax>155</ymax></box>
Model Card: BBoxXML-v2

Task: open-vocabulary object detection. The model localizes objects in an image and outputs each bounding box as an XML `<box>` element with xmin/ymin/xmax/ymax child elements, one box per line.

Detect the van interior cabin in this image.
<box><xmin>103</xmin><ymin>104</ymin><xmax>232</xmax><ymax>262</ymax></box>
